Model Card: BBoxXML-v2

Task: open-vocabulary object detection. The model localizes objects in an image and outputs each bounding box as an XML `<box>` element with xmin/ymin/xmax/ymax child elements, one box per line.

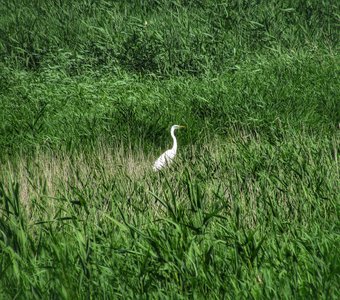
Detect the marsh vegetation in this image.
<box><xmin>0</xmin><ymin>0</ymin><xmax>339</xmax><ymax>298</ymax></box>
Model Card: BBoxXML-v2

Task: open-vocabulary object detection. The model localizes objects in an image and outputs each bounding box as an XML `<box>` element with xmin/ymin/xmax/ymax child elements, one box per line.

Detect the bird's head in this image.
<box><xmin>172</xmin><ymin>125</ymin><xmax>185</xmax><ymax>130</ymax></box>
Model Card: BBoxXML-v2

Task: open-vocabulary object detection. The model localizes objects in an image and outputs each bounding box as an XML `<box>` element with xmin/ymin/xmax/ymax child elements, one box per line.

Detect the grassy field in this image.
<box><xmin>0</xmin><ymin>0</ymin><xmax>339</xmax><ymax>298</ymax></box>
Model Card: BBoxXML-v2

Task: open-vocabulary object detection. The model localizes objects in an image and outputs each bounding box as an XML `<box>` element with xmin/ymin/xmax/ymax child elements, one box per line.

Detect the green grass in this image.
<box><xmin>0</xmin><ymin>0</ymin><xmax>339</xmax><ymax>298</ymax></box>
<box><xmin>0</xmin><ymin>136</ymin><xmax>339</xmax><ymax>298</ymax></box>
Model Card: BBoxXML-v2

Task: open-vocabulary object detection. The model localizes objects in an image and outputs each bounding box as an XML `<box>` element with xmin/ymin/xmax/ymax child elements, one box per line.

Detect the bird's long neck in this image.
<box><xmin>170</xmin><ymin>128</ymin><xmax>177</xmax><ymax>152</ymax></box>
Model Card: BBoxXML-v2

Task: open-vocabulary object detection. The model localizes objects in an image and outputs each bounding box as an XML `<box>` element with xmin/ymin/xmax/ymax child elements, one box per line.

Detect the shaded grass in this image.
<box><xmin>0</xmin><ymin>0</ymin><xmax>338</xmax><ymax>74</ymax></box>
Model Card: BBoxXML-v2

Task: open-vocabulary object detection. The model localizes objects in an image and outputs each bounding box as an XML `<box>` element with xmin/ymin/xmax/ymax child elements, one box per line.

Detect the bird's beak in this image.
<box><xmin>179</xmin><ymin>125</ymin><xmax>186</xmax><ymax>128</ymax></box>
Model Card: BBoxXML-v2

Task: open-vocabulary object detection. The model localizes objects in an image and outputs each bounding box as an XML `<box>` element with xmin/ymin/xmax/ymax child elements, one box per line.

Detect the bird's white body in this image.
<box><xmin>153</xmin><ymin>125</ymin><xmax>184</xmax><ymax>171</ymax></box>
<box><xmin>153</xmin><ymin>149</ymin><xmax>177</xmax><ymax>171</ymax></box>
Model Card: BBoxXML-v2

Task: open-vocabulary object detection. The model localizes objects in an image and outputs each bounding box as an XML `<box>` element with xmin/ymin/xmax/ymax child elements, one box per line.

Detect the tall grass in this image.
<box><xmin>0</xmin><ymin>133</ymin><xmax>339</xmax><ymax>298</ymax></box>
<box><xmin>0</xmin><ymin>0</ymin><xmax>338</xmax><ymax>74</ymax></box>
<box><xmin>0</xmin><ymin>52</ymin><xmax>338</xmax><ymax>155</ymax></box>
<box><xmin>0</xmin><ymin>0</ymin><xmax>339</xmax><ymax>298</ymax></box>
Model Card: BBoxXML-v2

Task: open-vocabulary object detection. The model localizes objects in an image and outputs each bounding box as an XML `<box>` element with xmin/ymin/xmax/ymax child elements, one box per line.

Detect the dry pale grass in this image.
<box><xmin>0</xmin><ymin>137</ymin><xmax>231</xmax><ymax>223</ymax></box>
<box><xmin>0</xmin><ymin>143</ymin><xmax>153</xmax><ymax>209</ymax></box>
<box><xmin>2</xmin><ymin>130</ymin><xmax>336</xmax><ymax>228</ymax></box>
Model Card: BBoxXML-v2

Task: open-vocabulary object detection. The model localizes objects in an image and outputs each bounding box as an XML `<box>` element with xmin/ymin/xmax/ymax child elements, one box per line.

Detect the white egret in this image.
<box><xmin>153</xmin><ymin>125</ymin><xmax>185</xmax><ymax>171</ymax></box>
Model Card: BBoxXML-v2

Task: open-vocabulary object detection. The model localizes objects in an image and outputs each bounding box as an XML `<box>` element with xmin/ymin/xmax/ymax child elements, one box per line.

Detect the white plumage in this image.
<box><xmin>153</xmin><ymin>125</ymin><xmax>185</xmax><ymax>171</ymax></box>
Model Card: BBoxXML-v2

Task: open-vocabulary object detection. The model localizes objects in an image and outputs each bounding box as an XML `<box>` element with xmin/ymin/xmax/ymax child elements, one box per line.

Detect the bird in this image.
<box><xmin>153</xmin><ymin>125</ymin><xmax>185</xmax><ymax>171</ymax></box>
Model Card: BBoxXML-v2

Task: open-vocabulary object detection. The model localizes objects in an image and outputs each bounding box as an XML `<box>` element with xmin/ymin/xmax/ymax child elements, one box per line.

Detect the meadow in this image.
<box><xmin>0</xmin><ymin>0</ymin><xmax>339</xmax><ymax>298</ymax></box>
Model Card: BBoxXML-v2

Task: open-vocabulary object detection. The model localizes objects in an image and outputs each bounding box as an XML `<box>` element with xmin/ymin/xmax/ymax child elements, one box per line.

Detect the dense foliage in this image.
<box><xmin>0</xmin><ymin>0</ymin><xmax>339</xmax><ymax>298</ymax></box>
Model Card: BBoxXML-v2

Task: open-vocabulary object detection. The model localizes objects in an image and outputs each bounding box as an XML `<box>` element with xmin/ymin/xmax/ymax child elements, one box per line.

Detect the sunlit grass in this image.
<box><xmin>1</xmin><ymin>132</ymin><xmax>338</xmax><ymax>297</ymax></box>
